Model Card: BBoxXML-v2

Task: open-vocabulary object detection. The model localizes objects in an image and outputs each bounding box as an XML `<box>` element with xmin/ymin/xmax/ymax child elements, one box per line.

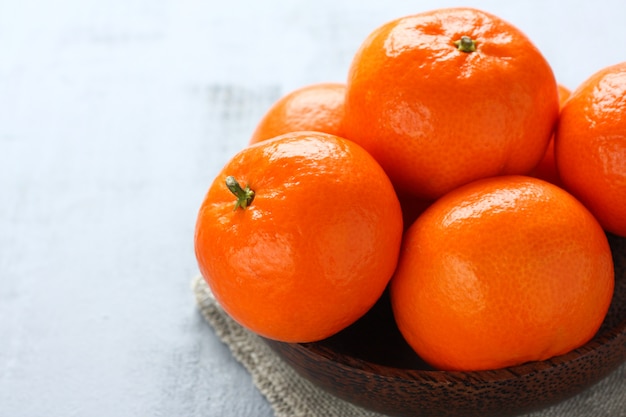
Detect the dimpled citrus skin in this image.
<box><xmin>529</xmin><ymin>84</ymin><xmax>571</xmax><ymax>186</ymax></box>
<box><xmin>344</xmin><ymin>7</ymin><xmax>559</xmax><ymax>200</ymax></box>
<box><xmin>555</xmin><ymin>61</ymin><xmax>626</xmax><ymax>237</ymax></box>
<box><xmin>249</xmin><ymin>83</ymin><xmax>346</xmax><ymax>144</ymax></box>
<box><xmin>390</xmin><ymin>175</ymin><xmax>614</xmax><ymax>371</ymax></box>
<box><xmin>195</xmin><ymin>131</ymin><xmax>404</xmax><ymax>343</ymax></box>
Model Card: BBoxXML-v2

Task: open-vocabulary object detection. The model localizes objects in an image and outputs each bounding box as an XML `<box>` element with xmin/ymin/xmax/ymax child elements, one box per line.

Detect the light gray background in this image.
<box><xmin>1</xmin><ymin>0</ymin><xmax>624</xmax><ymax>416</ymax></box>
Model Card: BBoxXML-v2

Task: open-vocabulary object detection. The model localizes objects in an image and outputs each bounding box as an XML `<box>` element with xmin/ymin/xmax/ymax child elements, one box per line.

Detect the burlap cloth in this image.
<box><xmin>192</xmin><ymin>275</ymin><xmax>626</xmax><ymax>417</ymax></box>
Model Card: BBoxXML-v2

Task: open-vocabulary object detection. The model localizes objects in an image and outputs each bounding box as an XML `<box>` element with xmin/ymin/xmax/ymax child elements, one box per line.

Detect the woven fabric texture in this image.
<box><xmin>192</xmin><ymin>275</ymin><xmax>626</xmax><ymax>417</ymax></box>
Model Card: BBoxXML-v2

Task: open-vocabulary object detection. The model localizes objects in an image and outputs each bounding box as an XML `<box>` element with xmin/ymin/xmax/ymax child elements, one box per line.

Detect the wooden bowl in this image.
<box><xmin>264</xmin><ymin>233</ymin><xmax>626</xmax><ymax>417</ymax></box>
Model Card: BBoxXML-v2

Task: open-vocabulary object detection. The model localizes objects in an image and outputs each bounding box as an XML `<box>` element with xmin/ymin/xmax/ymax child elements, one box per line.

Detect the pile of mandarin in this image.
<box><xmin>194</xmin><ymin>7</ymin><xmax>624</xmax><ymax>371</ymax></box>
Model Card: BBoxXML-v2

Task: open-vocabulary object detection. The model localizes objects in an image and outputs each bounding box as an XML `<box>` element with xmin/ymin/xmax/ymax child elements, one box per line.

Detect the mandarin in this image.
<box><xmin>390</xmin><ymin>175</ymin><xmax>614</xmax><ymax>371</ymax></box>
<box><xmin>344</xmin><ymin>7</ymin><xmax>559</xmax><ymax>200</ymax></box>
<box><xmin>195</xmin><ymin>131</ymin><xmax>403</xmax><ymax>343</ymax></box>
<box><xmin>555</xmin><ymin>61</ymin><xmax>626</xmax><ymax>237</ymax></box>
<box><xmin>529</xmin><ymin>84</ymin><xmax>571</xmax><ymax>186</ymax></box>
<box><xmin>249</xmin><ymin>83</ymin><xmax>346</xmax><ymax>144</ymax></box>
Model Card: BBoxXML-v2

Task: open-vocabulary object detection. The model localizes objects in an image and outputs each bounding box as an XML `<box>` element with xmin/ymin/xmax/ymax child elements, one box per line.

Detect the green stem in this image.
<box><xmin>454</xmin><ymin>36</ymin><xmax>477</xmax><ymax>53</ymax></box>
<box><xmin>225</xmin><ymin>176</ymin><xmax>255</xmax><ymax>211</ymax></box>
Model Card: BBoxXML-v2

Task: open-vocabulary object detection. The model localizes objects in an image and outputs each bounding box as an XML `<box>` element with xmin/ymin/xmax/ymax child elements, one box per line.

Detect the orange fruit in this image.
<box><xmin>555</xmin><ymin>61</ymin><xmax>626</xmax><ymax>237</ymax></box>
<box><xmin>249</xmin><ymin>83</ymin><xmax>346</xmax><ymax>144</ymax></box>
<box><xmin>390</xmin><ymin>175</ymin><xmax>614</xmax><ymax>371</ymax></box>
<box><xmin>344</xmin><ymin>7</ymin><xmax>559</xmax><ymax>200</ymax></box>
<box><xmin>529</xmin><ymin>84</ymin><xmax>571</xmax><ymax>185</ymax></box>
<box><xmin>195</xmin><ymin>131</ymin><xmax>403</xmax><ymax>343</ymax></box>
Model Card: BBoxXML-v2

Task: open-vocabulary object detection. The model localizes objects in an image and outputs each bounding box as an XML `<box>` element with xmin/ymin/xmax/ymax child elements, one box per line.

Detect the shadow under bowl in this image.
<box><xmin>264</xmin><ymin>233</ymin><xmax>626</xmax><ymax>417</ymax></box>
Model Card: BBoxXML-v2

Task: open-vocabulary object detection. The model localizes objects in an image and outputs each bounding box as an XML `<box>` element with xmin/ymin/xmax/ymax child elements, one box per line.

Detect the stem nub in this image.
<box><xmin>225</xmin><ymin>176</ymin><xmax>255</xmax><ymax>211</ymax></box>
<box><xmin>454</xmin><ymin>36</ymin><xmax>477</xmax><ymax>53</ymax></box>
